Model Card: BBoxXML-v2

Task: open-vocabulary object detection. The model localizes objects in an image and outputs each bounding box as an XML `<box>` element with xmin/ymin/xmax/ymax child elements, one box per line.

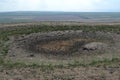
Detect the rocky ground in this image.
<box><xmin>1</xmin><ymin>66</ymin><xmax>120</xmax><ymax>80</ymax></box>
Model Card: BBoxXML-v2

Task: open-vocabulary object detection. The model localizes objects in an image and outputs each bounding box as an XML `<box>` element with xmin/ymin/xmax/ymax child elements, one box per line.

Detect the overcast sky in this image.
<box><xmin>0</xmin><ymin>0</ymin><xmax>120</xmax><ymax>12</ymax></box>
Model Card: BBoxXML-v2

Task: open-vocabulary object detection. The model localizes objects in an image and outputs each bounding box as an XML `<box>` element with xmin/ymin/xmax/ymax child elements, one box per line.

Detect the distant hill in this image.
<box><xmin>0</xmin><ymin>11</ymin><xmax>120</xmax><ymax>23</ymax></box>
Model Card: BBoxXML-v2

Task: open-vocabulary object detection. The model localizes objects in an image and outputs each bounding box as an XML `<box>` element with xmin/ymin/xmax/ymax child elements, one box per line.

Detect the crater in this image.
<box><xmin>15</xmin><ymin>30</ymin><xmax>112</xmax><ymax>56</ymax></box>
<box><xmin>7</xmin><ymin>30</ymin><xmax>120</xmax><ymax>64</ymax></box>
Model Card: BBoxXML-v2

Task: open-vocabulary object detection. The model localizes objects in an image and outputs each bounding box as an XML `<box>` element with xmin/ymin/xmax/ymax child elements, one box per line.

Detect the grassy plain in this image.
<box><xmin>0</xmin><ymin>22</ymin><xmax>120</xmax><ymax>80</ymax></box>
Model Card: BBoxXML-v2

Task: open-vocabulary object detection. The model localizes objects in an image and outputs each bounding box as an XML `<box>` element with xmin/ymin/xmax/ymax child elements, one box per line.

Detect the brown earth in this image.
<box><xmin>1</xmin><ymin>66</ymin><xmax>120</xmax><ymax>80</ymax></box>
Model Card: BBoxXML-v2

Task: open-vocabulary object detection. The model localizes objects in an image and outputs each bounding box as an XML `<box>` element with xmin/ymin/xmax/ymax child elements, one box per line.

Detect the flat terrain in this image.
<box><xmin>0</xmin><ymin>12</ymin><xmax>120</xmax><ymax>23</ymax></box>
<box><xmin>0</xmin><ymin>22</ymin><xmax>120</xmax><ymax>80</ymax></box>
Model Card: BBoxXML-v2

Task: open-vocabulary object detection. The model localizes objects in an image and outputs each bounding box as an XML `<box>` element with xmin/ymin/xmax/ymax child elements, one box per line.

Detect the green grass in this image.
<box><xmin>89</xmin><ymin>57</ymin><xmax>120</xmax><ymax>66</ymax></box>
<box><xmin>0</xmin><ymin>57</ymin><xmax>120</xmax><ymax>69</ymax></box>
<box><xmin>0</xmin><ymin>45</ymin><xmax>9</xmax><ymax>56</ymax></box>
<box><xmin>0</xmin><ymin>24</ymin><xmax>120</xmax><ymax>41</ymax></box>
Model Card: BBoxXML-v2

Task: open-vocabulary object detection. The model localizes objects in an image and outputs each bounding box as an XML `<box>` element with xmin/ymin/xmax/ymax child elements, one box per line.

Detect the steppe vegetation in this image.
<box><xmin>0</xmin><ymin>22</ymin><xmax>120</xmax><ymax>80</ymax></box>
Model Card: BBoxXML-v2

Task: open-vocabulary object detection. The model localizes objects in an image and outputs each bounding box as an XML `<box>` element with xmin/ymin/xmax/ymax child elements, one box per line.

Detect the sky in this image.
<box><xmin>0</xmin><ymin>0</ymin><xmax>120</xmax><ymax>12</ymax></box>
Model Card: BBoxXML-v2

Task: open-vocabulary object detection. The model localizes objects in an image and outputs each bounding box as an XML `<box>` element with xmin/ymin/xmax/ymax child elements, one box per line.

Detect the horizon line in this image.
<box><xmin>0</xmin><ymin>11</ymin><xmax>120</xmax><ymax>13</ymax></box>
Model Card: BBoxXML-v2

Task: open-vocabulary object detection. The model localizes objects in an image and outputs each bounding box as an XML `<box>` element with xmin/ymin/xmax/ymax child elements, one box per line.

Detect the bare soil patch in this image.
<box><xmin>1</xmin><ymin>66</ymin><xmax>120</xmax><ymax>80</ymax></box>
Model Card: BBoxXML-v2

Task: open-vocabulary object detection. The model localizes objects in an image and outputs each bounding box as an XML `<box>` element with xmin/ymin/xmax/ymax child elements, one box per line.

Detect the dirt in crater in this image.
<box><xmin>35</xmin><ymin>38</ymin><xmax>91</xmax><ymax>54</ymax></box>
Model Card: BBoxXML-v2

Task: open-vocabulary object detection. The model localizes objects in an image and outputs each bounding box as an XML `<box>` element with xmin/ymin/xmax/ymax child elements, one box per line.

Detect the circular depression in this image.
<box><xmin>7</xmin><ymin>30</ymin><xmax>120</xmax><ymax>64</ymax></box>
<box><xmin>16</xmin><ymin>31</ymin><xmax>113</xmax><ymax>55</ymax></box>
